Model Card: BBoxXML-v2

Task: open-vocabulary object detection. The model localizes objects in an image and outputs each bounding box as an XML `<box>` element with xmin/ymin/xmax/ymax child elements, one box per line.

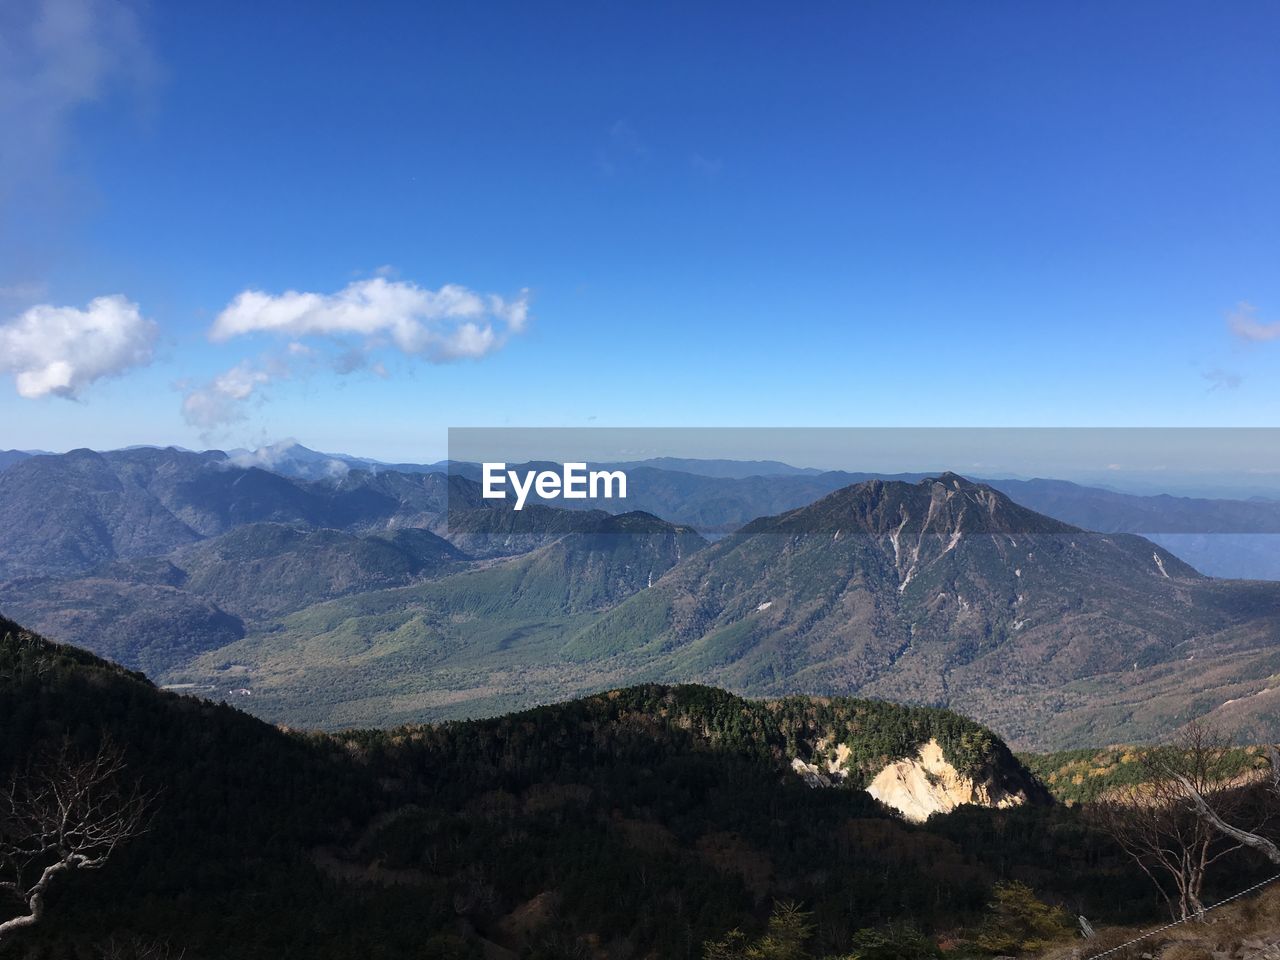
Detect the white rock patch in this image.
<box><xmin>790</xmin><ymin>757</ymin><xmax>834</xmax><ymax>788</ymax></box>
<box><xmin>864</xmin><ymin>739</ymin><xmax>1026</xmax><ymax>823</ymax></box>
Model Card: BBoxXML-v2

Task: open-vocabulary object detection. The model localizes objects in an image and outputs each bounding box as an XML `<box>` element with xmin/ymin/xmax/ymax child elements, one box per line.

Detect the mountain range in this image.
<box><xmin>9</xmin><ymin>443</ymin><xmax>1280</xmax><ymax>576</ymax></box>
<box><xmin>7</xmin><ymin>445</ymin><xmax>1280</xmax><ymax>748</ymax></box>
<box><xmin>168</xmin><ymin>470</ymin><xmax>1280</xmax><ymax>748</ymax></box>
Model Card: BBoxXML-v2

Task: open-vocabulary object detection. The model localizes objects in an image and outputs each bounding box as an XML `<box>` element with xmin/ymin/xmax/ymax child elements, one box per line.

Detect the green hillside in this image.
<box><xmin>0</xmin><ymin>523</ymin><xmax>467</xmax><ymax>675</ymax></box>
<box><xmin>173</xmin><ymin>512</ymin><xmax>705</xmax><ymax>725</ymax></box>
<box><xmin>172</xmin><ymin>523</ymin><xmax>467</xmax><ymax>620</ymax></box>
<box><xmin>1021</xmin><ymin>744</ymin><xmax>1271</xmax><ymax>804</ymax></box>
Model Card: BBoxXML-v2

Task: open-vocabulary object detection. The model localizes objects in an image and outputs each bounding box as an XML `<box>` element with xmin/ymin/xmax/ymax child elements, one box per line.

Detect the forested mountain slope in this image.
<box><xmin>0</xmin><ymin>616</ymin><xmax>1174</xmax><ymax>960</ymax></box>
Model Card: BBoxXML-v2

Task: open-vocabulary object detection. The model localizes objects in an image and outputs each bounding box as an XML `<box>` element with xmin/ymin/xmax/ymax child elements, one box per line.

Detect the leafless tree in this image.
<box><xmin>1093</xmin><ymin>721</ymin><xmax>1257</xmax><ymax>920</ymax></box>
<box><xmin>1178</xmin><ymin>744</ymin><xmax>1280</xmax><ymax>866</ymax></box>
<box><xmin>0</xmin><ymin>737</ymin><xmax>154</xmax><ymax>946</ymax></box>
<box><xmin>96</xmin><ymin>935</ymin><xmax>187</xmax><ymax>959</ymax></box>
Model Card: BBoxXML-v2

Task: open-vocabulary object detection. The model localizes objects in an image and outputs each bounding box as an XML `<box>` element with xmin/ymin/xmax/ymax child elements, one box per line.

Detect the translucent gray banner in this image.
<box><xmin>445</xmin><ymin>427</ymin><xmax>1280</xmax><ymax>539</ymax></box>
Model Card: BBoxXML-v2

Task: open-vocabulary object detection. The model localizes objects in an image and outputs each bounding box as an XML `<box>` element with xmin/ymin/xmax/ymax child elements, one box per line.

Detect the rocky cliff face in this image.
<box><xmin>864</xmin><ymin>739</ymin><xmax>1029</xmax><ymax>822</ymax></box>
<box><xmin>791</xmin><ymin>736</ymin><xmax>1036</xmax><ymax>822</ymax></box>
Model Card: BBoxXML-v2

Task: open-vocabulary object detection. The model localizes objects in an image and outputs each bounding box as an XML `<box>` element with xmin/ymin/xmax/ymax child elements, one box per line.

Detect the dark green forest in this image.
<box><xmin>1</xmin><ymin>616</ymin><xmax>1273</xmax><ymax>959</ymax></box>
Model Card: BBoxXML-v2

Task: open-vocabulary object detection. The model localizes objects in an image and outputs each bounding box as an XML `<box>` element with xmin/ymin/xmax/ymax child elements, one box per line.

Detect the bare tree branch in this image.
<box><xmin>1176</xmin><ymin>770</ymin><xmax>1280</xmax><ymax>865</ymax></box>
<box><xmin>97</xmin><ymin>935</ymin><xmax>187</xmax><ymax>959</ymax></box>
<box><xmin>0</xmin><ymin>736</ymin><xmax>155</xmax><ymax>947</ymax></box>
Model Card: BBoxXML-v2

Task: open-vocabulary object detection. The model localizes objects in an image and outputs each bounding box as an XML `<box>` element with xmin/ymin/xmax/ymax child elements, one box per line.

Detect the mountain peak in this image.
<box><xmin>925</xmin><ymin>471</ymin><xmax>977</xmax><ymax>488</ymax></box>
<box><xmin>746</xmin><ymin>472</ymin><xmax>1079</xmax><ymax>538</ymax></box>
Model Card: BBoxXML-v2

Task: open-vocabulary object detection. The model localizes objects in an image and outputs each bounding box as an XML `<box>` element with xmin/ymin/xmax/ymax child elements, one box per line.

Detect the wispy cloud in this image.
<box><xmin>180</xmin><ymin>359</ymin><xmax>278</xmax><ymax>431</ymax></box>
<box><xmin>183</xmin><ymin>276</ymin><xmax>531</xmax><ymax>430</ymax></box>
<box><xmin>597</xmin><ymin>120</ymin><xmax>650</xmax><ymax>176</ymax></box>
<box><xmin>0</xmin><ymin>294</ymin><xmax>156</xmax><ymax>398</ymax></box>
<box><xmin>0</xmin><ymin>281</ymin><xmax>48</xmax><ymax>304</ymax></box>
<box><xmin>1227</xmin><ymin>302</ymin><xmax>1280</xmax><ymax>342</ymax></box>
<box><xmin>0</xmin><ymin>0</ymin><xmax>155</xmax><ymax>273</ymax></box>
<box><xmin>691</xmin><ymin>152</ymin><xmax>723</xmax><ymax>177</ymax></box>
<box><xmin>226</xmin><ymin>439</ymin><xmax>350</xmax><ymax>477</ymax></box>
<box><xmin>1203</xmin><ymin>368</ymin><xmax>1242</xmax><ymax>392</ymax></box>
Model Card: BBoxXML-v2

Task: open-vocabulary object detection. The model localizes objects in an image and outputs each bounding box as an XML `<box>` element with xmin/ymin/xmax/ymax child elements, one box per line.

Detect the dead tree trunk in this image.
<box><xmin>1177</xmin><ymin>744</ymin><xmax>1280</xmax><ymax>865</ymax></box>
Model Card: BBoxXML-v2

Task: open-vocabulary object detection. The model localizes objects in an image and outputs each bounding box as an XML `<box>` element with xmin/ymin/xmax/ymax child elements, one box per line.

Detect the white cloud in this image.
<box><xmin>187</xmin><ymin>275</ymin><xmax>531</xmax><ymax>431</ymax></box>
<box><xmin>0</xmin><ymin>294</ymin><xmax>156</xmax><ymax>398</ymax></box>
<box><xmin>225</xmin><ymin>438</ymin><xmax>349</xmax><ymax>477</ymax></box>
<box><xmin>1228</xmin><ymin>302</ymin><xmax>1280</xmax><ymax>342</ymax></box>
<box><xmin>180</xmin><ymin>360</ymin><xmax>274</xmax><ymax>430</ymax></box>
<box><xmin>209</xmin><ymin>277</ymin><xmax>530</xmax><ymax>361</ymax></box>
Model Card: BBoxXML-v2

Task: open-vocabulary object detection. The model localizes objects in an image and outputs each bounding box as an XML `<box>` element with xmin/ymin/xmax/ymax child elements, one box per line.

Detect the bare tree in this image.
<box><xmin>97</xmin><ymin>935</ymin><xmax>187</xmax><ymax>959</ymax></box>
<box><xmin>1178</xmin><ymin>744</ymin><xmax>1280</xmax><ymax>865</ymax></box>
<box><xmin>0</xmin><ymin>737</ymin><xmax>153</xmax><ymax>946</ymax></box>
<box><xmin>1093</xmin><ymin>721</ymin><xmax>1256</xmax><ymax>920</ymax></box>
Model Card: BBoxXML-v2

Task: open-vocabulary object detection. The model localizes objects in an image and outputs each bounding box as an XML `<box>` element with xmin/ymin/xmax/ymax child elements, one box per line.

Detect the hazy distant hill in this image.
<box><xmin>612</xmin><ymin>456</ymin><xmax>826</xmax><ymax>478</ymax></box>
<box><xmin>0</xmin><ymin>523</ymin><xmax>467</xmax><ymax>672</ymax></box>
<box><xmin>0</xmin><ymin>448</ymin><xmax>457</xmax><ymax>578</ymax></box>
<box><xmin>169</xmin><ymin>523</ymin><xmax>466</xmax><ymax>620</ymax></box>
<box><xmin>224</xmin><ymin>439</ymin><xmax>449</xmax><ymax>479</ymax></box>
<box><xmin>0</xmin><ymin>449</ymin><xmax>35</xmax><ymax>472</ymax></box>
<box><xmin>9</xmin><ymin>446</ymin><xmax>1280</xmax><ymax>578</ymax></box>
<box><xmin>989</xmin><ymin>477</ymin><xmax>1280</xmax><ymax>533</ymax></box>
<box><xmin>986</xmin><ymin>477</ymin><xmax>1280</xmax><ymax>579</ymax></box>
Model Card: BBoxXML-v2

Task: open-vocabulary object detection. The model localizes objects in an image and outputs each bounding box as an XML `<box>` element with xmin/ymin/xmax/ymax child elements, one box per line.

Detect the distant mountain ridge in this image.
<box><xmin>608</xmin><ymin>456</ymin><xmax>825</xmax><ymax>478</ymax></box>
<box><xmin>162</xmin><ymin>472</ymin><xmax>1280</xmax><ymax>748</ymax></box>
<box><xmin>0</xmin><ymin>449</ymin><xmax>38</xmax><ymax>472</ymax></box>
<box><xmin>11</xmin><ymin>447</ymin><xmax>1280</xmax><ymax>746</ymax></box>
<box><xmin>224</xmin><ymin>439</ymin><xmax>451</xmax><ymax>479</ymax></box>
<box><xmin>0</xmin><ymin>447</ymin><xmax>461</xmax><ymax>578</ymax></box>
<box><xmin>10</xmin><ymin>444</ymin><xmax>1280</xmax><ymax>575</ymax></box>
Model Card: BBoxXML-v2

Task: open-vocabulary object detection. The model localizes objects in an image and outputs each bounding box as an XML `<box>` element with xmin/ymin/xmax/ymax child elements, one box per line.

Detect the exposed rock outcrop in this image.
<box><xmin>864</xmin><ymin>739</ymin><xmax>1028</xmax><ymax>822</ymax></box>
<box><xmin>790</xmin><ymin>756</ymin><xmax>842</xmax><ymax>788</ymax></box>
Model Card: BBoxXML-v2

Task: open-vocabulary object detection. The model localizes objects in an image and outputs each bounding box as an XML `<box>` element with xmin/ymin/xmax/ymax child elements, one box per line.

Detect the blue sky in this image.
<box><xmin>1</xmin><ymin>0</ymin><xmax>1278</xmax><ymax>462</ymax></box>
